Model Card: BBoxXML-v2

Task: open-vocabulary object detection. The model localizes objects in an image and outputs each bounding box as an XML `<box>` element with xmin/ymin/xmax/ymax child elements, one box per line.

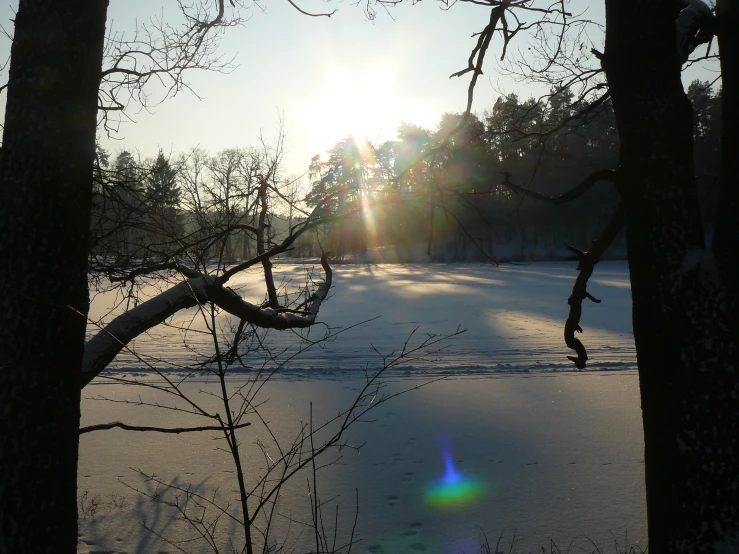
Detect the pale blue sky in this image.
<box><xmin>0</xmin><ymin>1</ymin><xmax>719</xmax><ymax>177</ymax></box>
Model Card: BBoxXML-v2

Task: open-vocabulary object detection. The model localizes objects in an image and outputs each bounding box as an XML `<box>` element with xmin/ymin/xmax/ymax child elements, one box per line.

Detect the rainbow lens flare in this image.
<box><xmin>424</xmin><ymin>447</ymin><xmax>484</xmax><ymax>509</ymax></box>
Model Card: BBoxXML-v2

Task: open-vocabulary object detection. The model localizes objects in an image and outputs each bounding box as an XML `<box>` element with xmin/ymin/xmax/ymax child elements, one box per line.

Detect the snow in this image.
<box><xmin>87</xmin><ymin>261</ymin><xmax>636</xmax><ymax>378</ymax></box>
<box><xmin>82</xmin><ymin>275</ymin><xmax>213</xmax><ymax>378</ymax></box>
<box><xmin>79</xmin><ymin>261</ymin><xmax>645</xmax><ymax>553</ymax></box>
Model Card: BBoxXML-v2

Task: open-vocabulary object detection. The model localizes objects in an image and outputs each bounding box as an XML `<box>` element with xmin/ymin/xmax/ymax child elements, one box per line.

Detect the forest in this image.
<box><xmin>90</xmin><ymin>81</ymin><xmax>720</xmax><ymax>267</ymax></box>
<box><xmin>85</xmin><ymin>81</ymin><xmax>721</xmax><ymax>266</ymax></box>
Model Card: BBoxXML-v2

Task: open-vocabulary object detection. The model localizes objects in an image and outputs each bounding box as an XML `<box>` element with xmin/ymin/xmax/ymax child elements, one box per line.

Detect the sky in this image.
<box><xmin>0</xmin><ymin>0</ymin><xmax>720</xmax><ymax>178</ymax></box>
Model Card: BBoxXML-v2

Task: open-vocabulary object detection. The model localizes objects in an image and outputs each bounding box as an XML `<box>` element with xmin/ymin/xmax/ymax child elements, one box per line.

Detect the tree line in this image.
<box><xmin>94</xmin><ymin>80</ymin><xmax>722</xmax><ymax>265</ymax></box>
<box><xmin>89</xmin><ymin>136</ymin><xmax>306</xmax><ymax>286</ymax></box>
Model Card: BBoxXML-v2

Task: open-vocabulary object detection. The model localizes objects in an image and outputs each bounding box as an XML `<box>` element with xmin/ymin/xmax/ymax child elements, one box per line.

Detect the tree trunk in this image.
<box><xmin>0</xmin><ymin>2</ymin><xmax>108</xmax><ymax>552</ymax></box>
<box><xmin>257</xmin><ymin>179</ymin><xmax>278</xmax><ymax>307</ymax></box>
<box><xmin>714</xmin><ymin>0</ymin><xmax>739</xmax><ymax>285</ymax></box>
<box><xmin>604</xmin><ymin>1</ymin><xmax>739</xmax><ymax>551</ymax></box>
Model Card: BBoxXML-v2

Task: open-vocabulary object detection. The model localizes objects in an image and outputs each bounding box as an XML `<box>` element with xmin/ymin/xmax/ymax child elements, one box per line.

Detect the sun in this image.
<box><xmin>294</xmin><ymin>62</ymin><xmax>429</xmax><ymax>155</ymax></box>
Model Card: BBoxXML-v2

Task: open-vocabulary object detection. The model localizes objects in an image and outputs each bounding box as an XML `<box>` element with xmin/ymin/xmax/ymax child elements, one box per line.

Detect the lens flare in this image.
<box><xmin>424</xmin><ymin>434</ymin><xmax>484</xmax><ymax>509</ymax></box>
<box><xmin>362</xmin><ymin>196</ymin><xmax>378</xmax><ymax>246</ymax></box>
<box><xmin>442</xmin><ymin>451</ymin><xmax>460</xmax><ymax>484</ymax></box>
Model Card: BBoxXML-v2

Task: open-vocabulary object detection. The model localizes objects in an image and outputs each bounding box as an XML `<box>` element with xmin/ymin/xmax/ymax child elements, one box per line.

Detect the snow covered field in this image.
<box><xmin>79</xmin><ymin>261</ymin><xmax>645</xmax><ymax>553</ymax></box>
<box><xmin>88</xmin><ymin>261</ymin><xmax>637</xmax><ymax>378</ymax></box>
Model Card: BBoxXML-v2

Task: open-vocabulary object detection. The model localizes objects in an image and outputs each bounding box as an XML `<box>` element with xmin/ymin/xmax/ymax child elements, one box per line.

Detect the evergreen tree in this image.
<box><xmin>145</xmin><ymin>150</ymin><xmax>181</xmax><ymax>211</ymax></box>
<box><xmin>144</xmin><ymin>150</ymin><xmax>182</xmax><ymax>248</ymax></box>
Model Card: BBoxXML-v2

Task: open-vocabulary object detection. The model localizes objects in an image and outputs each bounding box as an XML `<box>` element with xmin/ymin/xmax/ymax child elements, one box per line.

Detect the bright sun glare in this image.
<box><xmin>294</xmin><ymin>62</ymin><xmax>432</xmax><ymax>156</ymax></box>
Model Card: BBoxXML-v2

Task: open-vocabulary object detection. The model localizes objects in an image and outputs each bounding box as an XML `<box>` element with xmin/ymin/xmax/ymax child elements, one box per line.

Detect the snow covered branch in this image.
<box><xmin>81</xmin><ymin>276</ymin><xmax>212</xmax><ymax>386</ymax></box>
<box><xmin>209</xmin><ymin>253</ymin><xmax>332</xmax><ymax>330</ymax></box>
<box><xmin>80</xmin><ymin>253</ymin><xmax>332</xmax><ymax>388</ymax></box>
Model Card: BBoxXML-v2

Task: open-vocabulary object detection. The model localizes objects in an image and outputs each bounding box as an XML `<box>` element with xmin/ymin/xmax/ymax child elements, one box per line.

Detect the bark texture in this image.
<box><xmin>604</xmin><ymin>1</ymin><xmax>739</xmax><ymax>551</ymax></box>
<box><xmin>0</xmin><ymin>2</ymin><xmax>109</xmax><ymax>552</ymax></box>
<box><xmin>714</xmin><ymin>0</ymin><xmax>739</xmax><ymax>285</ymax></box>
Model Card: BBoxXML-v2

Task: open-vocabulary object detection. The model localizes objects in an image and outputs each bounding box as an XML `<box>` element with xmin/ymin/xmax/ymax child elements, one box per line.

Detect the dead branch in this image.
<box><xmin>79</xmin><ymin>421</ymin><xmax>251</xmax><ymax>434</ymax></box>
<box><xmin>284</xmin><ymin>0</ymin><xmax>337</xmax><ymax>18</ymax></box>
<box><xmin>564</xmin><ymin>201</ymin><xmax>625</xmax><ymax>368</ymax></box>
<box><xmin>450</xmin><ymin>6</ymin><xmax>504</xmax><ymax>118</ymax></box>
<box><xmin>102</xmin><ymin>261</ymin><xmax>202</xmax><ymax>283</ymax></box>
<box><xmin>256</xmin><ymin>177</ymin><xmax>279</xmax><ymax>308</ymax></box>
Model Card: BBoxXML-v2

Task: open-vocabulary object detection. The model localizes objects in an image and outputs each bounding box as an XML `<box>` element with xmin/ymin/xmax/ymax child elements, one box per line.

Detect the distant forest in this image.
<box><xmin>92</xmin><ymin>80</ymin><xmax>721</xmax><ymax>266</ymax></box>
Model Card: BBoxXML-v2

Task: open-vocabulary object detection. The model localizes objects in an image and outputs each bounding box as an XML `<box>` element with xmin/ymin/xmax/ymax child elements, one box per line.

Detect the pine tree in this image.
<box><xmin>144</xmin><ymin>150</ymin><xmax>182</xmax><ymax>247</ymax></box>
<box><xmin>145</xmin><ymin>150</ymin><xmax>181</xmax><ymax>211</ymax></box>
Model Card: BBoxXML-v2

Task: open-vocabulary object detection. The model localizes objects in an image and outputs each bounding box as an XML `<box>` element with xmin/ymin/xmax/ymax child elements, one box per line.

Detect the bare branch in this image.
<box><xmin>564</xmin><ymin>201</ymin><xmax>625</xmax><ymax>368</ymax></box>
<box><xmin>97</xmin><ymin>1</ymin><xmax>243</xmax><ymax>135</ymax></box>
<box><xmin>450</xmin><ymin>6</ymin><xmax>503</xmax><ymax>117</ymax></box>
<box><xmin>79</xmin><ymin>421</ymin><xmax>251</xmax><ymax>434</ymax></box>
<box><xmin>284</xmin><ymin>0</ymin><xmax>337</xmax><ymax>18</ymax></box>
<box><xmin>499</xmin><ymin>168</ymin><xmax>616</xmax><ymax>205</ymax></box>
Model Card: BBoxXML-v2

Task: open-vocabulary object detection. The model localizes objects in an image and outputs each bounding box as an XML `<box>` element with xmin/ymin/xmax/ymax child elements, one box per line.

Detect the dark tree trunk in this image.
<box><xmin>257</xmin><ymin>179</ymin><xmax>278</xmax><ymax>307</ymax></box>
<box><xmin>0</xmin><ymin>1</ymin><xmax>108</xmax><ymax>552</ymax></box>
<box><xmin>714</xmin><ymin>0</ymin><xmax>739</xmax><ymax>285</ymax></box>
<box><xmin>604</xmin><ymin>1</ymin><xmax>739</xmax><ymax>551</ymax></box>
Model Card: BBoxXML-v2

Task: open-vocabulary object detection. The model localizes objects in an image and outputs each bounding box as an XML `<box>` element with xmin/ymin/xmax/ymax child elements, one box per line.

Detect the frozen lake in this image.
<box><xmin>87</xmin><ymin>260</ymin><xmax>637</xmax><ymax>378</ymax></box>
<box><xmin>79</xmin><ymin>261</ymin><xmax>645</xmax><ymax>553</ymax></box>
